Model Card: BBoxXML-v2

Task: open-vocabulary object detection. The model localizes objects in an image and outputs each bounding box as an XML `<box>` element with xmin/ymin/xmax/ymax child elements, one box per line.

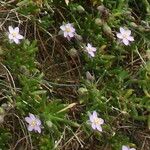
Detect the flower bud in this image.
<box><xmin>86</xmin><ymin>71</ymin><xmax>95</xmax><ymax>81</ymax></box>
<box><xmin>95</xmin><ymin>18</ymin><xmax>103</xmax><ymax>26</ymax></box>
<box><xmin>78</xmin><ymin>87</ymin><xmax>88</xmax><ymax>95</ymax></box>
<box><xmin>103</xmin><ymin>23</ymin><xmax>112</xmax><ymax>35</ymax></box>
<box><xmin>46</xmin><ymin>120</ymin><xmax>53</xmax><ymax>128</ymax></box>
<box><xmin>130</xmin><ymin>22</ymin><xmax>138</xmax><ymax>28</ymax></box>
<box><xmin>69</xmin><ymin>48</ymin><xmax>78</xmax><ymax>57</ymax></box>
<box><xmin>0</xmin><ymin>115</ymin><xmax>4</xmax><ymax>123</ymax></box>
<box><xmin>97</xmin><ymin>5</ymin><xmax>105</xmax><ymax>13</ymax></box>
<box><xmin>76</xmin><ymin>5</ymin><xmax>85</xmax><ymax>13</ymax></box>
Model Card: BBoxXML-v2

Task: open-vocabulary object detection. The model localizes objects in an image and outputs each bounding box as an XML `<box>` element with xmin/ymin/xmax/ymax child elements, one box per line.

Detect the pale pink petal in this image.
<box><xmin>130</xmin><ymin>148</ymin><xmax>136</xmax><ymax>150</ymax></box>
<box><xmin>28</xmin><ymin>125</ymin><xmax>34</xmax><ymax>131</ymax></box>
<box><xmin>13</xmin><ymin>38</ymin><xmax>19</xmax><ymax>44</ymax></box>
<box><xmin>117</xmin><ymin>33</ymin><xmax>123</xmax><ymax>39</ymax></box>
<box><xmin>14</xmin><ymin>27</ymin><xmax>19</xmax><ymax>33</ymax></box>
<box><xmin>89</xmin><ymin>115</ymin><xmax>94</xmax><ymax>122</ymax></box>
<box><xmin>36</xmin><ymin>119</ymin><xmax>41</xmax><ymax>126</ymax></box>
<box><xmin>87</xmin><ymin>43</ymin><xmax>92</xmax><ymax>49</ymax></box>
<box><xmin>126</xmin><ymin>30</ymin><xmax>131</xmax><ymax>36</ymax></box>
<box><xmin>91</xmin><ymin>123</ymin><xmax>96</xmax><ymax>130</ymax></box>
<box><xmin>99</xmin><ymin>118</ymin><xmax>104</xmax><ymax>125</ymax></box>
<box><xmin>29</xmin><ymin>113</ymin><xmax>36</xmax><ymax>120</ymax></box>
<box><xmin>64</xmin><ymin>32</ymin><xmax>68</xmax><ymax>37</ymax></box>
<box><xmin>8</xmin><ymin>34</ymin><xmax>13</xmax><ymax>40</ymax></box>
<box><xmin>8</xmin><ymin>26</ymin><xmax>14</xmax><ymax>33</ymax></box>
<box><xmin>89</xmin><ymin>51</ymin><xmax>95</xmax><ymax>57</ymax></box>
<box><xmin>92</xmin><ymin>47</ymin><xmax>97</xmax><ymax>52</ymax></box>
<box><xmin>25</xmin><ymin>117</ymin><xmax>32</xmax><ymax>124</ymax></box>
<box><xmin>16</xmin><ymin>34</ymin><xmax>24</xmax><ymax>39</ymax></box>
<box><xmin>71</xmin><ymin>27</ymin><xmax>75</xmax><ymax>32</ymax></box>
<box><xmin>127</xmin><ymin>36</ymin><xmax>134</xmax><ymax>41</ymax></box>
<box><xmin>96</xmin><ymin>125</ymin><xmax>102</xmax><ymax>132</ymax></box>
<box><xmin>122</xmin><ymin>145</ymin><xmax>129</xmax><ymax>150</ymax></box>
<box><xmin>120</xmin><ymin>27</ymin><xmax>125</xmax><ymax>34</ymax></box>
<box><xmin>34</xmin><ymin>126</ymin><xmax>41</xmax><ymax>133</ymax></box>
<box><xmin>60</xmin><ymin>25</ymin><xmax>65</xmax><ymax>31</ymax></box>
<box><xmin>123</xmin><ymin>38</ymin><xmax>129</xmax><ymax>45</ymax></box>
<box><xmin>66</xmin><ymin>23</ymin><xmax>72</xmax><ymax>28</ymax></box>
<box><xmin>92</xmin><ymin>111</ymin><xmax>97</xmax><ymax>118</ymax></box>
<box><xmin>68</xmin><ymin>32</ymin><xmax>74</xmax><ymax>37</ymax></box>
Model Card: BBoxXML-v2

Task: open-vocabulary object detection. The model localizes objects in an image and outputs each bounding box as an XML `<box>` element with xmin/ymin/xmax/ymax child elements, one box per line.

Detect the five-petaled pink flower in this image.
<box><xmin>89</xmin><ymin>111</ymin><xmax>104</xmax><ymax>132</ymax></box>
<box><xmin>85</xmin><ymin>43</ymin><xmax>97</xmax><ymax>57</ymax></box>
<box><xmin>60</xmin><ymin>23</ymin><xmax>76</xmax><ymax>40</ymax></box>
<box><xmin>25</xmin><ymin>113</ymin><xmax>42</xmax><ymax>133</ymax></box>
<box><xmin>8</xmin><ymin>26</ymin><xmax>23</xmax><ymax>44</ymax></box>
<box><xmin>122</xmin><ymin>145</ymin><xmax>136</xmax><ymax>150</ymax></box>
<box><xmin>116</xmin><ymin>27</ymin><xmax>134</xmax><ymax>46</ymax></box>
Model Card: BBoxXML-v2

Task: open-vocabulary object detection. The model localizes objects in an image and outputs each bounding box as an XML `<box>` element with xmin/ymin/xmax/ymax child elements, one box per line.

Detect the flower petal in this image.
<box><xmin>13</xmin><ymin>38</ymin><xmax>19</xmax><ymax>44</ymax></box>
<box><xmin>120</xmin><ymin>27</ymin><xmax>125</xmax><ymax>34</ymax></box>
<box><xmin>92</xmin><ymin>111</ymin><xmax>97</xmax><ymax>118</ymax></box>
<box><xmin>36</xmin><ymin>118</ymin><xmax>41</xmax><ymax>126</ymax></box>
<box><xmin>60</xmin><ymin>25</ymin><xmax>65</xmax><ymax>31</ymax></box>
<box><xmin>122</xmin><ymin>145</ymin><xmax>129</xmax><ymax>150</ymax></box>
<box><xmin>92</xmin><ymin>47</ymin><xmax>97</xmax><ymax>52</ymax></box>
<box><xmin>126</xmin><ymin>30</ymin><xmax>131</xmax><ymax>36</ymax></box>
<box><xmin>117</xmin><ymin>33</ymin><xmax>123</xmax><ymax>39</ymax></box>
<box><xmin>123</xmin><ymin>38</ymin><xmax>129</xmax><ymax>45</ymax></box>
<box><xmin>29</xmin><ymin>113</ymin><xmax>36</xmax><ymax>120</ymax></box>
<box><xmin>8</xmin><ymin>26</ymin><xmax>14</xmax><ymax>34</ymax></box>
<box><xmin>96</xmin><ymin>125</ymin><xmax>102</xmax><ymax>132</ymax></box>
<box><xmin>25</xmin><ymin>117</ymin><xmax>32</xmax><ymax>124</ymax></box>
<box><xmin>91</xmin><ymin>123</ymin><xmax>96</xmax><ymax>130</ymax></box>
<box><xmin>99</xmin><ymin>118</ymin><xmax>104</xmax><ymax>125</ymax></box>
<box><xmin>130</xmin><ymin>148</ymin><xmax>136</xmax><ymax>150</ymax></box>
<box><xmin>34</xmin><ymin>126</ymin><xmax>41</xmax><ymax>133</ymax></box>
<box><xmin>127</xmin><ymin>36</ymin><xmax>134</xmax><ymax>41</ymax></box>
<box><xmin>8</xmin><ymin>34</ymin><xmax>13</xmax><ymax>40</ymax></box>
<box><xmin>28</xmin><ymin>125</ymin><xmax>34</xmax><ymax>131</ymax></box>
<box><xmin>68</xmin><ymin>32</ymin><xmax>74</xmax><ymax>37</ymax></box>
<box><xmin>64</xmin><ymin>32</ymin><xmax>68</xmax><ymax>37</ymax></box>
<box><xmin>87</xmin><ymin>43</ymin><xmax>92</xmax><ymax>49</ymax></box>
<box><xmin>14</xmin><ymin>27</ymin><xmax>19</xmax><ymax>33</ymax></box>
<box><xmin>88</xmin><ymin>51</ymin><xmax>95</xmax><ymax>57</ymax></box>
<box><xmin>16</xmin><ymin>34</ymin><xmax>24</xmax><ymax>39</ymax></box>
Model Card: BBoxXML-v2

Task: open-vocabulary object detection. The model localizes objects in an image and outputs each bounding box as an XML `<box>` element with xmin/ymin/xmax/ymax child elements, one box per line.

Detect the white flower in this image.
<box><xmin>89</xmin><ymin>111</ymin><xmax>104</xmax><ymax>132</ymax></box>
<box><xmin>122</xmin><ymin>145</ymin><xmax>136</xmax><ymax>150</ymax></box>
<box><xmin>8</xmin><ymin>26</ymin><xmax>23</xmax><ymax>44</ymax></box>
<box><xmin>60</xmin><ymin>23</ymin><xmax>75</xmax><ymax>39</ymax></box>
<box><xmin>85</xmin><ymin>43</ymin><xmax>97</xmax><ymax>57</ymax></box>
<box><xmin>117</xmin><ymin>27</ymin><xmax>134</xmax><ymax>45</ymax></box>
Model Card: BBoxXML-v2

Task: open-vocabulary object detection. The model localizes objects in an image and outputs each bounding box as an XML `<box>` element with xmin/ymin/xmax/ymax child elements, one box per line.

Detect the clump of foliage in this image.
<box><xmin>0</xmin><ymin>0</ymin><xmax>150</xmax><ymax>150</ymax></box>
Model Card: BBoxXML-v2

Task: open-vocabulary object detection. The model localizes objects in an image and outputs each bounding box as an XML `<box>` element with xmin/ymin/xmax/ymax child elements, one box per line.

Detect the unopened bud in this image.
<box><xmin>69</xmin><ymin>48</ymin><xmax>78</xmax><ymax>57</ymax></box>
<box><xmin>78</xmin><ymin>87</ymin><xmax>88</xmax><ymax>95</ymax></box>
<box><xmin>76</xmin><ymin>5</ymin><xmax>85</xmax><ymax>13</ymax></box>
<box><xmin>86</xmin><ymin>71</ymin><xmax>95</xmax><ymax>81</ymax></box>
<box><xmin>95</xmin><ymin>18</ymin><xmax>103</xmax><ymax>26</ymax></box>
<box><xmin>103</xmin><ymin>23</ymin><xmax>112</xmax><ymax>35</ymax></box>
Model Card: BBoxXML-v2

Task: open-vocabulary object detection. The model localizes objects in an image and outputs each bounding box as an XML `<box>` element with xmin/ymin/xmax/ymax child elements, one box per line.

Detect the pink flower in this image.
<box><xmin>89</xmin><ymin>111</ymin><xmax>104</xmax><ymax>132</ymax></box>
<box><xmin>117</xmin><ymin>27</ymin><xmax>134</xmax><ymax>45</ymax></box>
<box><xmin>85</xmin><ymin>43</ymin><xmax>97</xmax><ymax>57</ymax></box>
<box><xmin>60</xmin><ymin>23</ymin><xmax>75</xmax><ymax>40</ymax></box>
<box><xmin>25</xmin><ymin>113</ymin><xmax>42</xmax><ymax>133</ymax></box>
<box><xmin>8</xmin><ymin>26</ymin><xmax>23</xmax><ymax>44</ymax></box>
<box><xmin>122</xmin><ymin>145</ymin><xmax>136</xmax><ymax>150</ymax></box>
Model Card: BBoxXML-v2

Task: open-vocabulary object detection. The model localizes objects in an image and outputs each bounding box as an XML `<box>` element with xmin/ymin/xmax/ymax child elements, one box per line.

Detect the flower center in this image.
<box><xmin>93</xmin><ymin>118</ymin><xmax>100</xmax><ymax>125</ymax></box>
<box><xmin>66</xmin><ymin>27</ymin><xmax>71</xmax><ymax>32</ymax></box>
<box><xmin>122</xmin><ymin>33</ymin><xmax>128</xmax><ymax>39</ymax></box>
<box><xmin>12</xmin><ymin>32</ymin><xmax>17</xmax><ymax>37</ymax></box>
<box><xmin>31</xmin><ymin>120</ymin><xmax>36</xmax><ymax>127</ymax></box>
